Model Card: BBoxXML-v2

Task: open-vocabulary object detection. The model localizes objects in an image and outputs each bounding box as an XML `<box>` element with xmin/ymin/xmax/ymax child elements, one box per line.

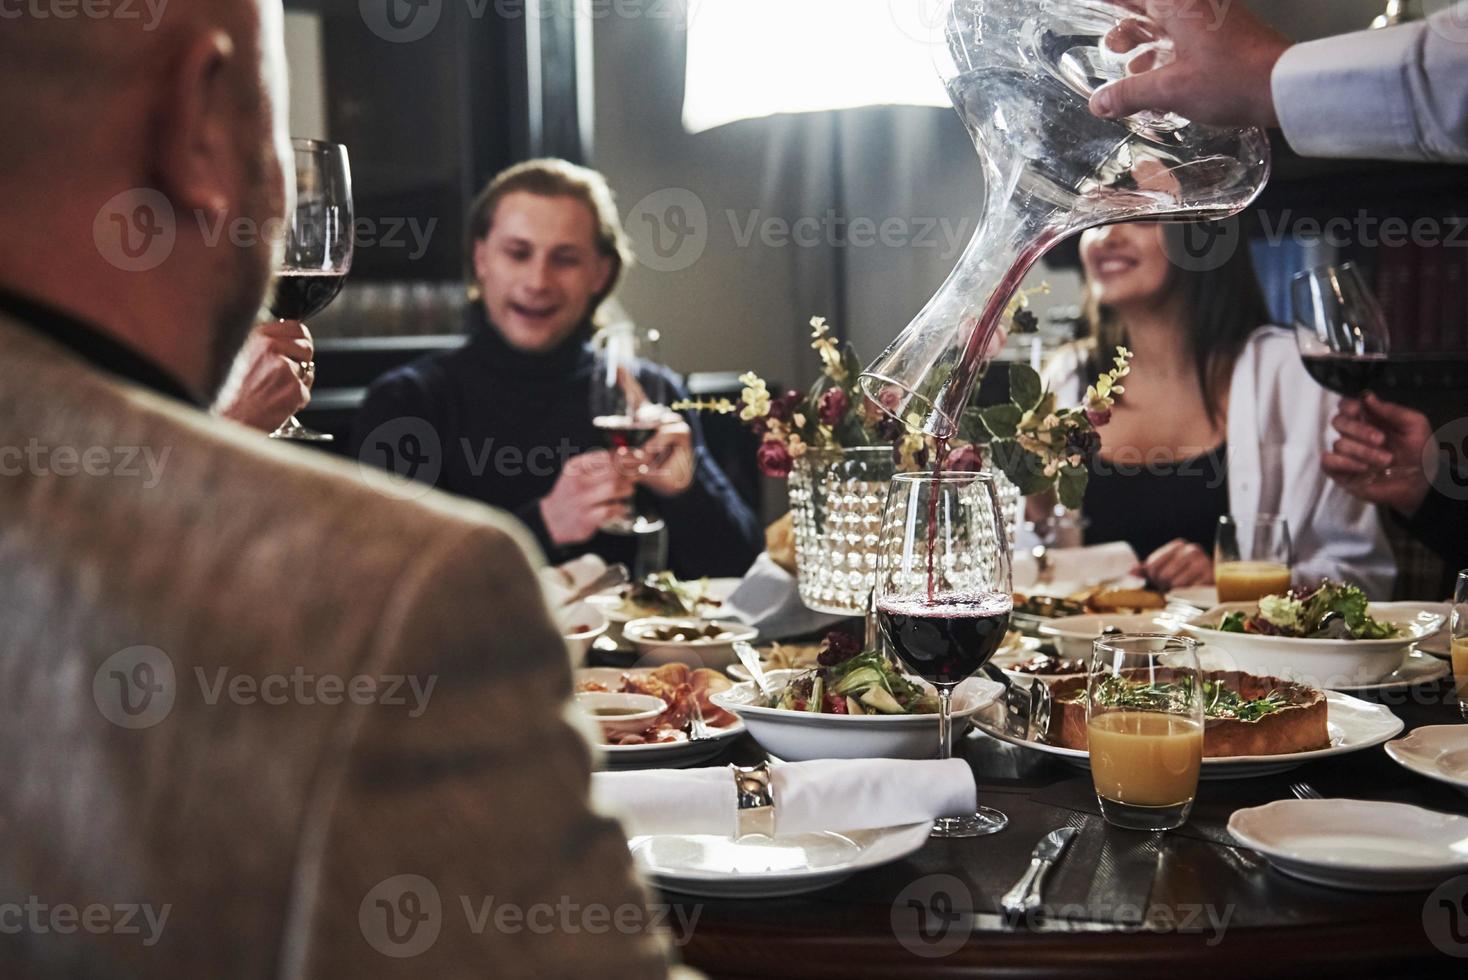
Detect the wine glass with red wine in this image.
<box><xmin>1292</xmin><ymin>261</ymin><xmax>1389</xmax><ymax>397</ymax></box>
<box><xmin>1292</xmin><ymin>261</ymin><xmax>1411</xmax><ymax>479</ymax></box>
<box><xmin>875</xmin><ymin>471</ymin><xmax>1013</xmax><ymax>838</ymax></box>
<box><xmin>589</xmin><ymin>321</ymin><xmax>670</xmax><ymax>535</ymax></box>
<box><xmin>267</xmin><ymin>138</ymin><xmax>353</xmax><ymax>442</ymax></box>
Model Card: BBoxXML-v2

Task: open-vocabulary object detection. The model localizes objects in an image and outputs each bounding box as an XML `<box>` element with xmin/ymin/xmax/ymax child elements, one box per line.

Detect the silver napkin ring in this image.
<box><xmin>732</xmin><ymin>763</ymin><xmax>775</xmax><ymax>839</ymax></box>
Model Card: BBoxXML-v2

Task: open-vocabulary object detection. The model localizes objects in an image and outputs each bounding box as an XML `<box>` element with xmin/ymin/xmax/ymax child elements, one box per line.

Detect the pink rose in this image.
<box><xmin>757</xmin><ymin>440</ymin><xmax>794</xmax><ymax>478</ymax></box>
<box><xmin>1086</xmin><ymin>407</ymin><xmax>1112</xmax><ymax>428</ymax></box>
<box><xmin>817</xmin><ymin>387</ymin><xmax>850</xmax><ymax>427</ymax></box>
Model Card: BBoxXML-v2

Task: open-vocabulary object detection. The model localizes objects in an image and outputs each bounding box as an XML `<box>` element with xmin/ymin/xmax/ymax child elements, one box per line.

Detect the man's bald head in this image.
<box><xmin>0</xmin><ymin>0</ymin><xmax>274</xmax><ymax>170</ymax></box>
<box><xmin>0</xmin><ymin>0</ymin><xmax>291</xmax><ymax>398</ymax></box>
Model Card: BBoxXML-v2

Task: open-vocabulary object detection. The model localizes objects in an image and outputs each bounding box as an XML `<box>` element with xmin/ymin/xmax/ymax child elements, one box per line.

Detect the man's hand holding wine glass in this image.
<box><xmin>539</xmin><ymin>450</ymin><xmax>636</xmax><ymax>546</ymax></box>
<box><xmin>1323</xmin><ymin>394</ymin><xmax>1435</xmax><ymax>516</ymax></box>
<box><xmin>215</xmin><ymin>320</ymin><xmax>315</xmax><ymax>432</ymax></box>
<box><xmin>629</xmin><ymin>413</ymin><xmax>695</xmax><ymax>497</ymax></box>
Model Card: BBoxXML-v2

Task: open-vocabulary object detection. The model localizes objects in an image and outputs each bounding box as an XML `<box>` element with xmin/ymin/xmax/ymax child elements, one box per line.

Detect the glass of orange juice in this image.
<box><xmin>1452</xmin><ymin>570</ymin><xmax>1467</xmax><ymax>721</ymax></box>
<box><xmin>1087</xmin><ymin>634</ymin><xmax>1206</xmax><ymax>831</ymax></box>
<box><xmin>1214</xmin><ymin>514</ymin><xmax>1293</xmax><ymax>603</ymax></box>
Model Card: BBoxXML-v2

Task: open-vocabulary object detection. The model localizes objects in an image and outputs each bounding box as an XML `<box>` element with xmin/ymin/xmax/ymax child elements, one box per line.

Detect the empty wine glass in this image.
<box><xmin>589</xmin><ymin>321</ymin><xmax>670</xmax><ymax>535</ymax></box>
<box><xmin>268</xmin><ymin>138</ymin><xmax>353</xmax><ymax>442</ymax></box>
<box><xmin>875</xmin><ymin>471</ymin><xmax>1013</xmax><ymax>838</ymax></box>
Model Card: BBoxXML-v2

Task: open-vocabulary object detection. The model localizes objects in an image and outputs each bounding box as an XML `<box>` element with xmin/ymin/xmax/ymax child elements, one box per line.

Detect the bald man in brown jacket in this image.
<box><xmin>0</xmin><ymin>2</ymin><xmax>678</xmax><ymax>976</ymax></box>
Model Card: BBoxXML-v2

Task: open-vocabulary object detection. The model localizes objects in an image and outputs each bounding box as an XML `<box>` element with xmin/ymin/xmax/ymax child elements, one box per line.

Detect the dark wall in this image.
<box><xmin>288</xmin><ymin>0</ymin><xmax>528</xmax><ymax>281</ymax></box>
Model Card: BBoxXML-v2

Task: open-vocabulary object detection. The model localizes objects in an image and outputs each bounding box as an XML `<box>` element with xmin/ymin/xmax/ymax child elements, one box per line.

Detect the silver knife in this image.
<box><xmin>1000</xmin><ymin>827</ymin><xmax>1078</xmax><ymax>918</ymax></box>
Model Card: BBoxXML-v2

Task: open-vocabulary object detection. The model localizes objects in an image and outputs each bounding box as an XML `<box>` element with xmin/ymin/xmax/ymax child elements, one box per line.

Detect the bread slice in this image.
<box><xmin>1045</xmin><ymin>669</ymin><xmax>1329</xmax><ymax>758</ymax></box>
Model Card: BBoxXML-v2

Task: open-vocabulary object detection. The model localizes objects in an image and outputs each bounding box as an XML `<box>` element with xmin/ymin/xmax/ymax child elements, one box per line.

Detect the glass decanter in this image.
<box><xmin>860</xmin><ymin>0</ymin><xmax>1272</xmax><ymax>438</ymax></box>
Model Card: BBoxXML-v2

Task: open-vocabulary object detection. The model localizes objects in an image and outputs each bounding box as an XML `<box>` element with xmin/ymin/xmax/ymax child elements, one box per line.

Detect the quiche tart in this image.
<box><xmin>1045</xmin><ymin>669</ymin><xmax>1329</xmax><ymax>757</ymax></box>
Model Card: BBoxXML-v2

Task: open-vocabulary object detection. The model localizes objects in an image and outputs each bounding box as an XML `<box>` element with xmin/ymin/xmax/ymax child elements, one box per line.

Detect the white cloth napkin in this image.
<box><xmin>1012</xmin><ymin>541</ymin><xmax>1141</xmax><ymax>594</ymax></box>
<box><xmin>720</xmin><ymin>553</ymin><xmax>849</xmax><ymax>639</ymax></box>
<box><xmin>539</xmin><ymin>555</ymin><xmax>610</xmax><ymax>607</ymax></box>
<box><xmin>593</xmin><ymin>759</ymin><xmax>977</xmax><ymax>838</ymax></box>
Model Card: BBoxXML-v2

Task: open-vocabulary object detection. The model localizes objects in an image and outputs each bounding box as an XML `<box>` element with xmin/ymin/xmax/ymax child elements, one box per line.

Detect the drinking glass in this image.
<box><xmin>589</xmin><ymin>321</ymin><xmax>670</xmax><ymax>535</ymax></box>
<box><xmin>875</xmin><ymin>471</ymin><xmax>1013</xmax><ymax>838</ymax></box>
<box><xmin>1292</xmin><ymin>262</ymin><xmax>1415</xmax><ymax>482</ymax></box>
<box><xmin>268</xmin><ymin>138</ymin><xmax>353</xmax><ymax>442</ymax></box>
<box><xmin>1214</xmin><ymin>514</ymin><xmax>1293</xmax><ymax>603</ymax></box>
<box><xmin>859</xmin><ymin>0</ymin><xmax>1270</xmax><ymax>437</ymax></box>
<box><xmin>1452</xmin><ymin>570</ymin><xmax>1468</xmax><ymax>721</ymax></box>
<box><xmin>1087</xmin><ymin>634</ymin><xmax>1205</xmax><ymax>832</ymax></box>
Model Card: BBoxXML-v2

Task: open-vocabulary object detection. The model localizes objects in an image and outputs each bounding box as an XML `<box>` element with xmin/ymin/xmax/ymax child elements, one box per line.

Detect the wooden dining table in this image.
<box><xmin>644</xmin><ymin>676</ymin><xmax>1467</xmax><ymax>979</ymax></box>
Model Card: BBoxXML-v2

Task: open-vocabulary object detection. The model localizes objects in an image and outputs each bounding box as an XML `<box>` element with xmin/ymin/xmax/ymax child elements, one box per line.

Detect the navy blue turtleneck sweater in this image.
<box><xmin>351</xmin><ymin>311</ymin><xmax>761</xmax><ymax>578</ymax></box>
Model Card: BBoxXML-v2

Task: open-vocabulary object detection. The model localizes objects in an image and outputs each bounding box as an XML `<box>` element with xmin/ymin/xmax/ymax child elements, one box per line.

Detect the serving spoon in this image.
<box><xmin>733</xmin><ymin>641</ymin><xmax>776</xmax><ymax>698</ymax></box>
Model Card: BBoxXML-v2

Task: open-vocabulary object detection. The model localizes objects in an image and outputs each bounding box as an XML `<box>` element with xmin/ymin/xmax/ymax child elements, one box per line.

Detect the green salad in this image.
<box><xmin>762</xmin><ymin>633</ymin><xmax>938</xmax><ymax>716</ymax></box>
<box><xmin>1216</xmin><ymin>581</ymin><xmax>1398</xmax><ymax>640</ymax></box>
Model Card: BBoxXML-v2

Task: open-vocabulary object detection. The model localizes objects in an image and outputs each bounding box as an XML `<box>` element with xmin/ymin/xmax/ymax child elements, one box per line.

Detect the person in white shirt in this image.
<box><xmin>1089</xmin><ymin>0</ymin><xmax>1468</xmax><ymax>163</ymax></box>
<box><xmin>1038</xmin><ymin>221</ymin><xmax>1396</xmax><ymax>596</ymax></box>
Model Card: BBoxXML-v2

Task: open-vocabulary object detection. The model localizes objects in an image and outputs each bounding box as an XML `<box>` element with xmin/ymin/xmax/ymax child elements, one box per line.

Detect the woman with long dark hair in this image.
<box><xmin>1041</xmin><ymin>221</ymin><xmax>1394</xmax><ymax>596</ymax></box>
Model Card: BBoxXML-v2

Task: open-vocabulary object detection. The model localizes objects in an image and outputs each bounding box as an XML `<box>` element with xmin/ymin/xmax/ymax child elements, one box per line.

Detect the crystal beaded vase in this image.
<box><xmin>789</xmin><ymin>446</ymin><xmax>1020</xmax><ymax>615</ymax></box>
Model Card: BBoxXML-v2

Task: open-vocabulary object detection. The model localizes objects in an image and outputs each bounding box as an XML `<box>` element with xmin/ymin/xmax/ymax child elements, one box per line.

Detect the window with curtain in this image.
<box><xmin>682</xmin><ymin>0</ymin><xmax>950</xmax><ymax>133</ymax></box>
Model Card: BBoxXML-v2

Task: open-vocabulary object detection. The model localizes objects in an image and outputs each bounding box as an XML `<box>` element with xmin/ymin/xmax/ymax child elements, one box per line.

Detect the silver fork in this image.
<box><xmin>1289</xmin><ymin>781</ymin><xmax>1323</xmax><ymax>800</ymax></box>
<box><xmin>688</xmin><ymin>696</ymin><xmax>715</xmax><ymax>742</ymax></box>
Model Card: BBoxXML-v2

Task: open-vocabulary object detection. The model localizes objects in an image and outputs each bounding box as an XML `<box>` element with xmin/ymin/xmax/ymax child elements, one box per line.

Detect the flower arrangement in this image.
<box><xmin>675</xmin><ymin>293</ymin><xmax>1131</xmax><ymax>507</ymax></box>
<box><xmin>971</xmin><ymin>345</ymin><xmax>1132</xmax><ymax>509</ymax></box>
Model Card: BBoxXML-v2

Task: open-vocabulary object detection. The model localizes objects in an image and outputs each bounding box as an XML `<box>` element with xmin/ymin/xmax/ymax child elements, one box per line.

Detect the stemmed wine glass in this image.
<box><xmin>1291</xmin><ymin>261</ymin><xmax>1417</xmax><ymax>483</ymax></box>
<box><xmin>875</xmin><ymin>471</ymin><xmax>1013</xmax><ymax>838</ymax></box>
<box><xmin>589</xmin><ymin>321</ymin><xmax>670</xmax><ymax>534</ymax></box>
<box><xmin>268</xmin><ymin>138</ymin><xmax>353</xmax><ymax>442</ymax></box>
<box><xmin>1293</xmin><ymin>261</ymin><xmax>1390</xmax><ymax>397</ymax></box>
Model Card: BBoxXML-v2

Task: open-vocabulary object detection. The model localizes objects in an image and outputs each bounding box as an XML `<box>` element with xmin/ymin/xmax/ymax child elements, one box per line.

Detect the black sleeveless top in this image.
<box><xmin>1082</xmin><ymin>443</ymin><xmax>1230</xmax><ymax>561</ymax></box>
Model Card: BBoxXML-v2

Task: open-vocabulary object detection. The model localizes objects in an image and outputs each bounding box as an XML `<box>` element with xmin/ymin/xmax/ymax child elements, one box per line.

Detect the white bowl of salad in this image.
<box><xmin>1179</xmin><ymin>581</ymin><xmax>1444</xmax><ymax>689</ymax></box>
<box><xmin>710</xmin><ymin>650</ymin><xmax>1004</xmax><ymax>762</ymax></box>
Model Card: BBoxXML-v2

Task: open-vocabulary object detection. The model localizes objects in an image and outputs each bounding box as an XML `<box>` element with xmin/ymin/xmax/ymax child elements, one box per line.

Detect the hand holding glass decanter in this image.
<box><xmin>861</xmin><ymin>0</ymin><xmax>1271</xmax><ymax>438</ymax></box>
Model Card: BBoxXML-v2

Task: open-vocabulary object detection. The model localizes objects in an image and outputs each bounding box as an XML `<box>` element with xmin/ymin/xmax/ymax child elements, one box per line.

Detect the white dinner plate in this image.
<box><xmin>1385</xmin><ymin>725</ymin><xmax>1468</xmax><ymax>796</ymax></box>
<box><xmin>1326</xmin><ymin>650</ymin><xmax>1450</xmax><ymax>693</ymax></box>
<box><xmin>1227</xmin><ymin>799</ymin><xmax>1468</xmax><ymax>891</ymax></box>
<box><xmin>630</xmin><ymin>821</ymin><xmax>932</xmax><ymax>898</ymax></box>
<box><xmin>1167</xmin><ymin>586</ymin><xmax>1219</xmax><ymax>610</ymax></box>
<box><xmin>577</xmin><ymin>667</ymin><xmax>745</xmax><ymax>769</ymax></box>
<box><xmin>1376</xmin><ymin>601</ymin><xmax>1451</xmax><ymax>658</ymax></box>
<box><xmin>972</xmin><ymin>691</ymin><xmax>1405</xmax><ymax>780</ymax></box>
